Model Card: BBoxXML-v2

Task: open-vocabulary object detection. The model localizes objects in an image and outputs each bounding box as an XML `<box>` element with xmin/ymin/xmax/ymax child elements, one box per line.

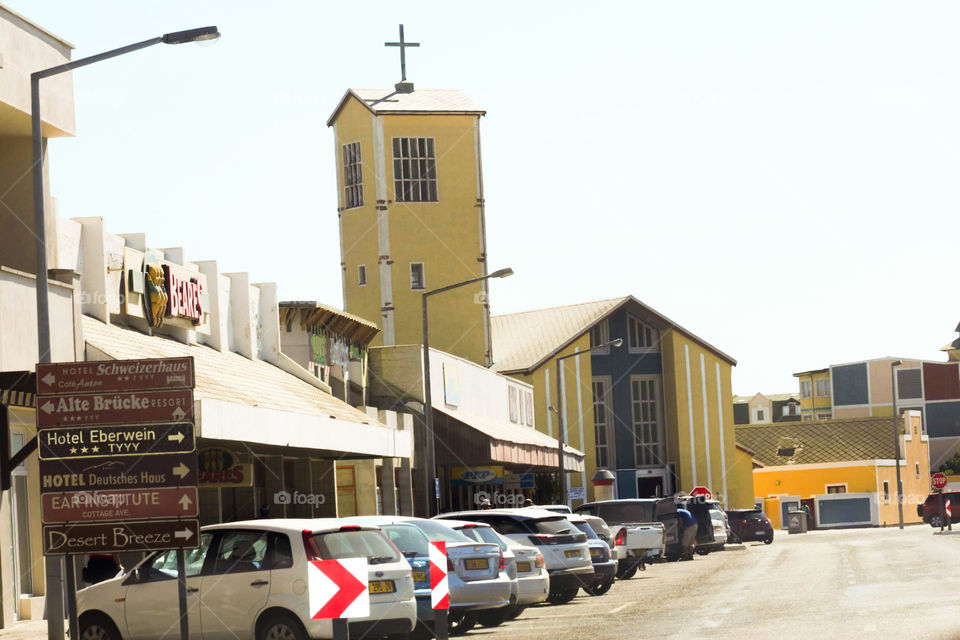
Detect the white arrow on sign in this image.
<box><xmin>175</xmin><ymin>528</ymin><xmax>194</xmax><ymax>541</ymax></box>
<box><xmin>41</xmin><ymin>373</ymin><xmax>56</xmax><ymax>386</ymax></box>
<box><xmin>171</xmin><ymin>407</ymin><xmax>186</xmax><ymax>420</ymax></box>
<box><xmin>168</xmin><ymin>431</ymin><xmax>185</xmax><ymax>444</ymax></box>
<box><xmin>173</xmin><ymin>463</ymin><xmax>191</xmax><ymax>479</ymax></box>
<box><xmin>179</xmin><ymin>494</ymin><xmax>193</xmax><ymax>510</ymax></box>
<box><xmin>41</xmin><ymin>401</ymin><xmax>55</xmax><ymax>414</ymax></box>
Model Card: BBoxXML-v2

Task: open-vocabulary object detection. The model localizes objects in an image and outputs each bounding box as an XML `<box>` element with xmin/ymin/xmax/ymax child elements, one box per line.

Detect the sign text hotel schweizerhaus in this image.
<box><xmin>36</xmin><ymin>357</ymin><xmax>200</xmax><ymax>555</ymax></box>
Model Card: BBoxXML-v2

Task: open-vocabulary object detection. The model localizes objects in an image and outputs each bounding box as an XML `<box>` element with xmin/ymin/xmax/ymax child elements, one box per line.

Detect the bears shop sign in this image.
<box><xmin>164</xmin><ymin>264</ymin><xmax>205</xmax><ymax>323</ymax></box>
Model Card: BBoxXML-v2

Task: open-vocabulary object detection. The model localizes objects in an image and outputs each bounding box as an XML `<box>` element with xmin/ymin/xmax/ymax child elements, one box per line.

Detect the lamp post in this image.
<box><xmin>551</xmin><ymin>338</ymin><xmax>622</xmax><ymax>505</ymax></box>
<box><xmin>891</xmin><ymin>359</ymin><xmax>904</xmax><ymax>529</ymax></box>
<box><xmin>30</xmin><ymin>26</ymin><xmax>220</xmax><ymax>640</ymax></box>
<box><xmin>422</xmin><ymin>268</ymin><xmax>513</xmax><ymax>516</ymax></box>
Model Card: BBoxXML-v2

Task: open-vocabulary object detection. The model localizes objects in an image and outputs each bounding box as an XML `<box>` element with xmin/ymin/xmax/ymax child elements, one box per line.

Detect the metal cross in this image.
<box><xmin>384</xmin><ymin>24</ymin><xmax>420</xmax><ymax>82</ymax></box>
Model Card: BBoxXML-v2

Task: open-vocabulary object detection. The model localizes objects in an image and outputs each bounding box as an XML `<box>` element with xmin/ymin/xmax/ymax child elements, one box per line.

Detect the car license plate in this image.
<box><xmin>589</xmin><ymin>548</ymin><xmax>601</xmax><ymax>558</ymax></box>
<box><xmin>516</xmin><ymin>561</ymin><xmax>531</xmax><ymax>573</ymax></box>
<box><xmin>564</xmin><ymin>549</ymin><xmax>581</xmax><ymax>558</ymax></box>
<box><xmin>412</xmin><ymin>570</ymin><xmax>427</xmax><ymax>582</ymax></box>
<box><xmin>464</xmin><ymin>558</ymin><xmax>488</xmax><ymax>570</ymax></box>
<box><xmin>369</xmin><ymin>580</ymin><xmax>395</xmax><ymax>594</ymax></box>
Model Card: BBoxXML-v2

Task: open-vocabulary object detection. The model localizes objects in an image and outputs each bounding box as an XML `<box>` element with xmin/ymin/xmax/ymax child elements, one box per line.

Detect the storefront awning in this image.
<box><xmin>433</xmin><ymin>405</ymin><xmax>584</xmax><ymax>472</ymax></box>
<box><xmin>81</xmin><ymin>316</ymin><xmax>410</xmax><ymax>459</ymax></box>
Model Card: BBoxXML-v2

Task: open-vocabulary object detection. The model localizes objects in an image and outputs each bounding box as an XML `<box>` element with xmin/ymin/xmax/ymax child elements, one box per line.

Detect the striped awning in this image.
<box><xmin>0</xmin><ymin>371</ymin><xmax>36</xmax><ymax>408</ymax></box>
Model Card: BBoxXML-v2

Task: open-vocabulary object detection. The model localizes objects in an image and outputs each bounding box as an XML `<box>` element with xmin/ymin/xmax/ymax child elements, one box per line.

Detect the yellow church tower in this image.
<box><xmin>326</xmin><ymin>26</ymin><xmax>493</xmax><ymax>366</ymax></box>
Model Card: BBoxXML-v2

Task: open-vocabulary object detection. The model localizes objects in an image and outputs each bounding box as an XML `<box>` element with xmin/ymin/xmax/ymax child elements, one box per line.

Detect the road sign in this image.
<box><xmin>39</xmin><ymin>422</ymin><xmax>195</xmax><ymax>460</ymax></box>
<box><xmin>932</xmin><ymin>472</ymin><xmax>948</xmax><ymax>491</ymax></box>
<box><xmin>947</xmin><ymin>499</ymin><xmax>952</xmax><ymax>519</ymax></box>
<box><xmin>429</xmin><ymin>541</ymin><xmax>449</xmax><ymax>610</ymax></box>
<box><xmin>41</xmin><ymin>487</ymin><xmax>198</xmax><ymax>523</ymax></box>
<box><xmin>43</xmin><ymin>518</ymin><xmax>200</xmax><ymax>555</ymax></box>
<box><xmin>39</xmin><ymin>452</ymin><xmax>197</xmax><ymax>493</ymax></box>
<box><xmin>37</xmin><ymin>358</ymin><xmax>194</xmax><ymax>395</ymax></box>
<box><xmin>308</xmin><ymin>558</ymin><xmax>369</xmax><ymax>619</ymax></box>
<box><xmin>36</xmin><ymin>389</ymin><xmax>194</xmax><ymax>428</ymax></box>
<box><xmin>690</xmin><ymin>486</ymin><xmax>712</xmax><ymax>499</ymax></box>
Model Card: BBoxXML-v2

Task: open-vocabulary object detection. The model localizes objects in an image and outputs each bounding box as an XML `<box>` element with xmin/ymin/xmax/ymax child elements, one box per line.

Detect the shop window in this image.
<box><xmin>815</xmin><ymin>379</ymin><xmax>831</xmax><ymax>397</ymax></box>
<box><xmin>336</xmin><ymin>465</ymin><xmax>358</xmax><ymax>517</ymax></box>
<box><xmin>358</xmin><ymin>264</ymin><xmax>367</xmax><ymax>286</ymax></box>
<box><xmin>826</xmin><ymin>484</ymin><xmax>847</xmax><ymax>494</ymax></box>
<box><xmin>816</xmin><ymin>412</ymin><xmax>833</xmax><ymax>420</ymax></box>
<box><xmin>393</xmin><ymin>137</ymin><xmax>438</xmax><ymax>202</ymax></box>
<box><xmin>882</xmin><ymin>481</ymin><xmax>890</xmax><ymax>503</ymax></box>
<box><xmin>801</xmin><ymin>380</ymin><xmax>811</xmax><ymax>398</ymax></box>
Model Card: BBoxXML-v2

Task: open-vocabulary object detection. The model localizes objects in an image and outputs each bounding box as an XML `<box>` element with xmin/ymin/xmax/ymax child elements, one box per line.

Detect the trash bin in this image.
<box><xmin>787</xmin><ymin>510</ymin><xmax>808</xmax><ymax>534</ymax></box>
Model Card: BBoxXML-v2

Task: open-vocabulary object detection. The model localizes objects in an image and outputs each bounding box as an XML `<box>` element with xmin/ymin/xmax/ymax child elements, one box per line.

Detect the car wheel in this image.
<box><xmin>258</xmin><ymin>612</ymin><xmax>308</xmax><ymax>640</ymax></box>
<box><xmin>763</xmin><ymin>534</ymin><xmax>774</xmax><ymax>545</ymax></box>
<box><xmin>546</xmin><ymin>587</ymin><xmax>578</xmax><ymax>604</ymax></box>
<box><xmin>584</xmin><ymin>579</ymin><xmax>614</xmax><ymax>596</ymax></box>
<box><xmin>617</xmin><ymin>563</ymin><xmax>639</xmax><ymax>580</ymax></box>
<box><xmin>448</xmin><ymin>612</ymin><xmax>478</xmax><ymax>636</ymax></box>
<box><xmin>930</xmin><ymin>514</ymin><xmax>945</xmax><ymax>528</ymax></box>
<box><xmin>79</xmin><ymin>614</ymin><xmax>121</xmax><ymax>640</ymax></box>
<box><xmin>506</xmin><ymin>605</ymin><xmax>526</xmax><ymax>621</ymax></box>
<box><xmin>696</xmin><ymin>548</ymin><xmax>710</xmax><ymax>556</ymax></box>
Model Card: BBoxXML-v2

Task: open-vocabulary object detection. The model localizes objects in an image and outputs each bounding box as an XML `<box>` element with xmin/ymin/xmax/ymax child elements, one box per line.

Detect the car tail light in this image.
<box><xmin>528</xmin><ymin>534</ymin><xmax>556</xmax><ymax>546</ymax></box>
<box><xmin>614</xmin><ymin>527</ymin><xmax>626</xmax><ymax>547</ymax></box>
<box><xmin>302</xmin><ymin>529</ymin><xmax>321</xmax><ymax>561</ymax></box>
<box><xmin>534</xmin><ymin>553</ymin><xmax>545</xmax><ymax>568</ymax></box>
<box><xmin>499</xmin><ymin>550</ymin><xmax>505</xmax><ymax>571</ymax></box>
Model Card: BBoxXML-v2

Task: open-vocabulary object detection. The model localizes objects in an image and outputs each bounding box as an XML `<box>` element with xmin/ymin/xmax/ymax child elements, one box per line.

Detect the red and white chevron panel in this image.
<box><xmin>429</xmin><ymin>540</ymin><xmax>449</xmax><ymax>610</ymax></box>
<box><xmin>308</xmin><ymin>558</ymin><xmax>369</xmax><ymax>619</ymax></box>
<box><xmin>947</xmin><ymin>499</ymin><xmax>952</xmax><ymax>519</ymax></box>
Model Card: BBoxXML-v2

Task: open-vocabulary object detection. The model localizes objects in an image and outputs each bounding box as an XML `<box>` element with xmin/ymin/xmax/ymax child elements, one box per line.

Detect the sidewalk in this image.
<box><xmin>0</xmin><ymin>620</ymin><xmax>54</xmax><ymax>639</ymax></box>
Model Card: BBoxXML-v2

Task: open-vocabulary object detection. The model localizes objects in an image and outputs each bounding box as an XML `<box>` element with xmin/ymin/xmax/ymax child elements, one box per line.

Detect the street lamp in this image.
<box><xmin>30</xmin><ymin>26</ymin><xmax>220</xmax><ymax>640</ymax></box>
<box><xmin>550</xmin><ymin>337</ymin><xmax>623</xmax><ymax>505</ymax></box>
<box><xmin>422</xmin><ymin>267</ymin><xmax>513</xmax><ymax>516</ymax></box>
<box><xmin>891</xmin><ymin>359</ymin><xmax>905</xmax><ymax>529</ymax></box>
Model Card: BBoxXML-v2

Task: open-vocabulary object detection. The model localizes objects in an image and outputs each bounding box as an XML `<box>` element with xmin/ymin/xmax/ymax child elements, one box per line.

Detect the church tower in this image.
<box><xmin>326</xmin><ymin>27</ymin><xmax>493</xmax><ymax>366</ymax></box>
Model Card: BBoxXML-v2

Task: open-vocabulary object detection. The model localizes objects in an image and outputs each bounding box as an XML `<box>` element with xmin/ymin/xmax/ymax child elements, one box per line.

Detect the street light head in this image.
<box><xmin>163</xmin><ymin>26</ymin><xmax>220</xmax><ymax>44</ymax></box>
<box><xmin>490</xmin><ymin>267</ymin><xmax>514</xmax><ymax>279</ymax></box>
<box><xmin>891</xmin><ymin>360</ymin><xmax>903</xmax><ymax>367</ymax></box>
<box><xmin>610</xmin><ymin>338</ymin><xmax>624</xmax><ymax>348</ymax></box>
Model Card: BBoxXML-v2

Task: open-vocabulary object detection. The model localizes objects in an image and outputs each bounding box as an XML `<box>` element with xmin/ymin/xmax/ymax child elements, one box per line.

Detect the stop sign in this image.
<box><xmin>932</xmin><ymin>472</ymin><xmax>948</xmax><ymax>491</ymax></box>
<box><xmin>690</xmin><ymin>486</ymin><xmax>712</xmax><ymax>499</ymax></box>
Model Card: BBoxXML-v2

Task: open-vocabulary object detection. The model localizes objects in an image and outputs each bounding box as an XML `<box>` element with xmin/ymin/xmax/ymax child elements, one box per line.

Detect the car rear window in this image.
<box><xmin>411</xmin><ymin>520</ymin><xmax>474</xmax><ymax>543</ymax></box>
<box><xmin>311</xmin><ymin>529</ymin><xmax>400</xmax><ymax>565</ymax></box>
<box><xmin>457</xmin><ymin>525</ymin><xmax>507</xmax><ymax>550</ymax></box>
<box><xmin>584</xmin><ymin>517</ymin><xmax>611</xmax><ymax>538</ymax></box>
<box><xmin>381</xmin><ymin>524</ymin><xmax>429</xmax><ymax>557</ymax></box>
<box><xmin>573</xmin><ymin>522</ymin><xmax>599</xmax><ymax>539</ymax></box>
<box><xmin>593</xmin><ymin>503</ymin><xmax>656</xmax><ymax>524</ymax></box>
<box><xmin>532</xmin><ymin>517</ymin><xmax>576</xmax><ymax>535</ymax></box>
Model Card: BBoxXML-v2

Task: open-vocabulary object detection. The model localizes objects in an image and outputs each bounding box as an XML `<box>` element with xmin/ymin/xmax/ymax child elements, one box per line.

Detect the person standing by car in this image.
<box><xmin>677</xmin><ymin>507</ymin><xmax>698</xmax><ymax>560</ymax></box>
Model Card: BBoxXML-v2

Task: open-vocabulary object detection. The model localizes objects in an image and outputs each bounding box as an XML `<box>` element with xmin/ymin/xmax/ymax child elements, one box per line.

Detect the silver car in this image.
<box><xmin>435</xmin><ymin>508</ymin><xmax>593</xmax><ymax>605</ymax></box>
<box><xmin>356</xmin><ymin>516</ymin><xmax>512</xmax><ymax>636</ymax></box>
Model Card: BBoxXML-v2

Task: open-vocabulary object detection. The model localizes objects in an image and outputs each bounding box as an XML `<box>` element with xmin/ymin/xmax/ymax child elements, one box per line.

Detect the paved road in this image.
<box><xmin>483</xmin><ymin>525</ymin><xmax>960</xmax><ymax>640</ymax></box>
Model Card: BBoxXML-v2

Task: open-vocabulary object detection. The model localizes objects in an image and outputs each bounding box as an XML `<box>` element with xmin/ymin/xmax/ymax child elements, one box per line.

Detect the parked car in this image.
<box><xmin>675</xmin><ymin>496</ymin><xmax>727</xmax><ymax>555</ymax></box>
<box><xmin>726</xmin><ymin>509</ymin><xmax>774</xmax><ymax>544</ymax></box>
<box><xmin>574</xmin><ymin>499</ymin><xmax>672</xmax><ymax>570</ymax></box>
<box><xmin>533</xmin><ymin>504</ymin><xmax>573</xmax><ymax>514</ymax></box>
<box><xmin>918</xmin><ymin>491</ymin><xmax>960</xmax><ymax>527</ymax></box>
<box><xmin>433</xmin><ymin>519</ymin><xmax>549</xmax><ymax>625</ymax></box>
<box><xmin>566</xmin><ymin>514</ymin><xmax>617</xmax><ymax>596</ymax></box>
<box><xmin>77</xmin><ymin>518</ymin><xmax>416</xmax><ymax>640</ymax></box>
<box><xmin>356</xmin><ymin>516</ymin><xmax>512</xmax><ymax>636</ymax></box>
<box><xmin>435</xmin><ymin>508</ymin><xmax>593</xmax><ymax>605</ymax></box>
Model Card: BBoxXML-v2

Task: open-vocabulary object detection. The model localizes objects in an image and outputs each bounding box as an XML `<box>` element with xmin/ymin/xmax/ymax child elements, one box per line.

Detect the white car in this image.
<box><xmin>435</xmin><ymin>508</ymin><xmax>593</xmax><ymax>605</ymax></box>
<box><xmin>76</xmin><ymin>519</ymin><xmax>416</xmax><ymax>640</ymax></box>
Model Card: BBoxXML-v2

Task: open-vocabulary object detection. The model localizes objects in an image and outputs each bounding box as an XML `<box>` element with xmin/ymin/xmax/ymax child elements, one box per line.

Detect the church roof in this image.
<box><xmin>327</xmin><ymin>88</ymin><xmax>485</xmax><ymax>126</ymax></box>
<box><xmin>491</xmin><ymin>295</ymin><xmax>736</xmax><ymax>374</ymax></box>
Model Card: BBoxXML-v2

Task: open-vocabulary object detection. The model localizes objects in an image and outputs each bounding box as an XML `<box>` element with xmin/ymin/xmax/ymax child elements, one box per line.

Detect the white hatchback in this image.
<box><xmin>76</xmin><ymin>519</ymin><xmax>416</xmax><ymax>640</ymax></box>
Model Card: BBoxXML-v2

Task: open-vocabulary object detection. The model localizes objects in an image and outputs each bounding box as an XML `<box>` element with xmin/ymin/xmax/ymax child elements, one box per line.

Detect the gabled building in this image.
<box><xmin>737</xmin><ymin>412</ymin><xmax>929</xmax><ymax>529</ymax></box>
<box><xmin>492</xmin><ymin>296</ymin><xmax>751</xmax><ymax>508</ymax></box>
<box><xmin>733</xmin><ymin>392</ymin><xmax>801</xmax><ymax>425</ymax></box>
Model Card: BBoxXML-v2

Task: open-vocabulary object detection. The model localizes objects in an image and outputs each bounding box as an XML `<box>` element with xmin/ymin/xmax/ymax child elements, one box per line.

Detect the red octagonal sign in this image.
<box><xmin>690</xmin><ymin>486</ymin><xmax>712</xmax><ymax>499</ymax></box>
<box><xmin>932</xmin><ymin>472</ymin><xmax>948</xmax><ymax>491</ymax></box>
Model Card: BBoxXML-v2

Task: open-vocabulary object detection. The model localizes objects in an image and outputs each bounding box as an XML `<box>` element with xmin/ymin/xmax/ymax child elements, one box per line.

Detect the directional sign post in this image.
<box><xmin>429</xmin><ymin>540</ymin><xmax>450</xmax><ymax>640</ymax></box>
<box><xmin>36</xmin><ymin>357</ymin><xmax>198</xmax><ymax>640</ymax></box>
<box><xmin>308</xmin><ymin>558</ymin><xmax>369</xmax><ymax>640</ymax></box>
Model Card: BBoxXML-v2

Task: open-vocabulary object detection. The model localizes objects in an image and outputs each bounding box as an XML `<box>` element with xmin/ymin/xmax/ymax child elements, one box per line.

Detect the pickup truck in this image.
<box><xmin>574</xmin><ymin>500</ymin><xmax>669</xmax><ymax>579</ymax></box>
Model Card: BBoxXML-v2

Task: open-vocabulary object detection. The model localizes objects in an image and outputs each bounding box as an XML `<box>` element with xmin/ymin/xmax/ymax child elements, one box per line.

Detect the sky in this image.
<box><xmin>16</xmin><ymin>1</ymin><xmax>960</xmax><ymax>396</ymax></box>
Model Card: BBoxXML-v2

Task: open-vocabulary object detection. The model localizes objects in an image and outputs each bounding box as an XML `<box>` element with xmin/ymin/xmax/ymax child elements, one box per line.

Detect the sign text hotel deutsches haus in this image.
<box><xmin>36</xmin><ymin>357</ymin><xmax>200</xmax><ymax>555</ymax></box>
